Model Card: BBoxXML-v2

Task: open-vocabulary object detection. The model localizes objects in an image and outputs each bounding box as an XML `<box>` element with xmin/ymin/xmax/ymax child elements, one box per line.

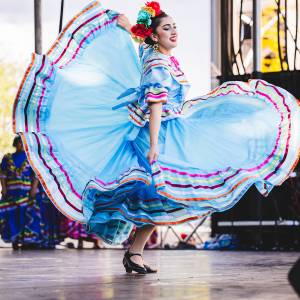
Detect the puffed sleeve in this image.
<box><xmin>141</xmin><ymin>66</ymin><xmax>172</xmax><ymax>104</ymax></box>
<box><xmin>138</xmin><ymin>42</ymin><xmax>152</xmax><ymax>61</ymax></box>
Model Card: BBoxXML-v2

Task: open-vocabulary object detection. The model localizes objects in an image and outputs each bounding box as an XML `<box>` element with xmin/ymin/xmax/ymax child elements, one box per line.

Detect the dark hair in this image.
<box><xmin>144</xmin><ymin>11</ymin><xmax>168</xmax><ymax>46</ymax></box>
<box><xmin>12</xmin><ymin>136</ymin><xmax>22</xmax><ymax>148</ymax></box>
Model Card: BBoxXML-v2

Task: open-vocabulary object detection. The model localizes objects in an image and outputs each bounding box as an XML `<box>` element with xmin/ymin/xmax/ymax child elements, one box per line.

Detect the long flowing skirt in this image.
<box><xmin>0</xmin><ymin>193</ymin><xmax>45</xmax><ymax>245</ymax></box>
<box><xmin>13</xmin><ymin>1</ymin><xmax>300</xmax><ymax>244</ymax></box>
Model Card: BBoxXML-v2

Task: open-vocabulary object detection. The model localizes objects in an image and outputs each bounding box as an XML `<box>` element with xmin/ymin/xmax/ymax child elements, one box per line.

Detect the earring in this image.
<box><xmin>153</xmin><ymin>43</ymin><xmax>159</xmax><ymax>52</ymax></box>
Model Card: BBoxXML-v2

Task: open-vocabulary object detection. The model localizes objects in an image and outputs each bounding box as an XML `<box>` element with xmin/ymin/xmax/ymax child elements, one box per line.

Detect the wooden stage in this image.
<box><xmin>0</xmin><ymin>249</ymin><xmax>298</xmax><ymax>300</ymax></box>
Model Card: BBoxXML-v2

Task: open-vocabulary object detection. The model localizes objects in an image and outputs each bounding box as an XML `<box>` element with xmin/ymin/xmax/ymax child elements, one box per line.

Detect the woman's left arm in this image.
<box><xmin>29</xmin><ymin>177</ymin><xmax>39</xmax><ymax>199</ymax></box>
<box><xmin>144</xmin><ymin>67</ymin><xmax>172</xmax><ymax>164</ymax></box>
<box><xmin>147</xmin><ymin>102</ymin><xmax>163</xmax><ymax>164</ymax></box>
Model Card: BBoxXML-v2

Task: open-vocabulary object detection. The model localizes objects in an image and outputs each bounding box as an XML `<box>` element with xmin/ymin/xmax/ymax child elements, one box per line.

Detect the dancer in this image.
<box><xmin>60</xmin><ymin>218</ymin><xmax>102</xmax><ymax>249</ymax></box>
<box><xmin>13</xmin><ymin>1</ymin><xmax>300</xmax><ymax>273</ymax></box>
<box><xmin>0</xmin><ymin>136</ymin><xmax>44</xmax><ymax>249</ymax></box>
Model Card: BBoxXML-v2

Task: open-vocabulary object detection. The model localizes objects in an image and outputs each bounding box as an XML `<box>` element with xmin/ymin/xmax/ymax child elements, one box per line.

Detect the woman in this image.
<box><xmin>116</xmin><ymin>6</ymin><xmax>186</xmax><ymax>272</ymax></box>
<box><xmin>0</xmin><ymin>136</ymin><xmax>44</xmax><ymax>249</ymax></box>
<box><xmin>13</xmin><ymin>1</ymin><xmax>300</xmax><ymax>273</ymax></box>
<box><xmin>59</xmin><ymin>218</ymin><xmax>102</xmax><ymax>249</ymax></box>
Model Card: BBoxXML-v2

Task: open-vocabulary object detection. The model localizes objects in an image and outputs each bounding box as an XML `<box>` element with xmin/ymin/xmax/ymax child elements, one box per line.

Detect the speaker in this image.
<box><xmin>211</xmin><ymin>176</ymin><xmax>300</xmax><ymax>250</ymax></box>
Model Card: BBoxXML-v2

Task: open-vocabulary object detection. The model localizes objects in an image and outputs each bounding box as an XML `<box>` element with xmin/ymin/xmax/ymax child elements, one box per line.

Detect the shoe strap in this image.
<box><xmin>127</xmin><ymin>251</ymin><xmax>142</xmax><ymax>258</ymax></box>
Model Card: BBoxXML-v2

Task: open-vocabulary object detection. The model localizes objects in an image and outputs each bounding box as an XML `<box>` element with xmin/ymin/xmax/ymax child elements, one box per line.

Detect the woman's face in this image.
<box><xmin>152</xmin><ymin>16</ymin><xmax>178</xmax><ymax>51</ymax></box>
<box><xmin>16</xmin><ymin>141</ymin><xmax>24</xmax><ymax>152</ymax></box>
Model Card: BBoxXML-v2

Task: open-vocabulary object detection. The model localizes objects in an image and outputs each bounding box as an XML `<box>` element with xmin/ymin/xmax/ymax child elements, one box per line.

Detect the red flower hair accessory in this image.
<box><xmin>131</xmin><ymin>1</ymin><xmax>162</xmax><ymax>42</ymax></box>
<box><xmin>145</xmin><ymin>2</ymin><xmax>161</xmax><ymax>16</ymax></box>
<box><xmin>131</xmin><ymin>24</ymin><xmax>153</xmax><ymax>43</ymax></box>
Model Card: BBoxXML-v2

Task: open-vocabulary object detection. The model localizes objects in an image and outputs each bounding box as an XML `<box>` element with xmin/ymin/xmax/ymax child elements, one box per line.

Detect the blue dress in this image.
<box><xmin>0</xmin><ymin>151</ymin><xmax>44</xmax><ymax>244</ymax></box>
<box><xmin>13</xmin><ymin>1</ymin><xmax>300</xmax><ymax>244</ymax></box>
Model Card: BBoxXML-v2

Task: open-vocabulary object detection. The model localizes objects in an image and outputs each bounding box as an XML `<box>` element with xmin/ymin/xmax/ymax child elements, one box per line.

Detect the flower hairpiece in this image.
<box><xmin>131</xmin><ymin>1</ymin><xmax>162</xmax><ymax>42</ymax></box>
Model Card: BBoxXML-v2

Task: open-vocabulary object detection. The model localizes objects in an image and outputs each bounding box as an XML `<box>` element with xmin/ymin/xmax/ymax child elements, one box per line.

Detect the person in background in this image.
<box><xmin>0</xmin><ymin>136</ymin><xmax>44</xmax><ymax>249</ymax></box>
<box><xmin>60</xmin><ymin>218</ymin><xmax>102</xmax><ymax>249</ymax></box>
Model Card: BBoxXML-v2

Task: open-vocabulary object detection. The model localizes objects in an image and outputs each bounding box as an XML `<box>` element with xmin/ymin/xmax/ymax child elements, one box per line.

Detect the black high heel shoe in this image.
<box><xmin>143</xmin><ymin>264</ymin><xmax>157</xmax><ymax>273</ymax></box>
<box><xmin>123</xmin><ymin>251</ymin><xmax>147</xmax><ymax>274</ymax></box>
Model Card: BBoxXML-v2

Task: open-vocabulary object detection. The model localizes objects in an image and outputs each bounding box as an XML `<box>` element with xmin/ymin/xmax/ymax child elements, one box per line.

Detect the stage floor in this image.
<box><xmin>0</xmin><ymin>249</ymin><xmax>298</xmax><ymax>300</ymax></box>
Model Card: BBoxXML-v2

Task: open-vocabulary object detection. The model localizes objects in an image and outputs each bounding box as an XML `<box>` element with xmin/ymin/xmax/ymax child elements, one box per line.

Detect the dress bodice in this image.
<box><xmin>0</xmin><ymin>151</ymin><xmax>34</xmax><ymax>192</ymax></box>
<box><xmin>115</xmin><ymin>43</ymin><xmax>191</xmax><ymax>127</ymax></box>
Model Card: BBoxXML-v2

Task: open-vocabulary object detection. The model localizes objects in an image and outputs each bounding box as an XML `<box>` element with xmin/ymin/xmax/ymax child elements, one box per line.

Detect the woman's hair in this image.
<box><xmin>144</xmin><ymin>11</ymin><xmax>168</xmax><ymax>46</ymax></box>
<box><xmin>12</xmin><ymin>136</ymin><xmax>22</xmax><ymax>147</ymax></box>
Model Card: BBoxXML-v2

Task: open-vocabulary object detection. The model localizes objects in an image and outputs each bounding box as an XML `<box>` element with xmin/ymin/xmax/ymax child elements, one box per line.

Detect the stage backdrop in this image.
<box><xmin>0</xmin><ymin>0</ymin><xmax>211</xmax><ymax>98</ymax></box>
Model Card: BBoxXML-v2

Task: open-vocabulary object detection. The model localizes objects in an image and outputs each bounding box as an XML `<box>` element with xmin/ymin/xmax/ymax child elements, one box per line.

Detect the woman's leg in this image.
<box><xmin>93</xmin><ymin>239</ymin><xmax>101</xmax><ymax>249</ymax></box>
<box><xmin>77</xmin><ymin>237</ymin><xmax>83</xmax><ymax>249</ymax></box>
<box><xmin>128</xmin><ymin>225</ymin><xmax>155</xmax><ymax>266</ymax></box>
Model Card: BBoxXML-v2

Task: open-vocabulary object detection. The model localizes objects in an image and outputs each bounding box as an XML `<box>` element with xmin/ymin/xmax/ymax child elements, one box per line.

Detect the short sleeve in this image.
<box><xmin>142</xmin><ymin>67</ymin><xmax>172</xmax><ymax>104</ymax></box>
<box><xmin>139</xmin><ymin>43</ymin><xmax>152</xmax><ymax>61</ymax></box>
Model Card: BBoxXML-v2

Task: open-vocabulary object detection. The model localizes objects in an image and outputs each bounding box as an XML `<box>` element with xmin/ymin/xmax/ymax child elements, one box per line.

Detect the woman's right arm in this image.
<box><xmin>117</xmin><ymin>14</ymin><xmax>132</xmax><ymax>34</ymax></box>
<box><xmin>0</xmin><ymin>178</ymin><xmax>7</xmax><ymax>199</ymax></box>
<box><xmin>0</xmin><ymin>156</ymin><xmax>7</xmax><ymax>199</ymax></box>
<box><xmin>117</xmin><ymin>14</ymin><xmax>146</xmax><ymax>58</ymax></box>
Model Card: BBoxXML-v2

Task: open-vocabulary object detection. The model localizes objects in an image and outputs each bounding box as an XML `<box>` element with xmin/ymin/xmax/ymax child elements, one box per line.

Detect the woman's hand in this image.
<box><xmin>147</xmin><ymin>145</ymin><xmax>159</xmax><ymax>164</ymax></box>
<box><xmin>29</xmin><ymin>189</ymin><xmax>37</xmax><ymax>200</ymax></box>
<box><xmin>1</xmin><ymin>189</ymin><xmax>7</xmax><ymax>201</ymax></box>
<box><xmin>0</xmin><ymin>178</ymin><xmax>7</xmax><ymax>201</ymax></box>
<box><xmin>117</xmin><ymin>14</ymin><xmax>132</xmax><ymax>32</ymax></box>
